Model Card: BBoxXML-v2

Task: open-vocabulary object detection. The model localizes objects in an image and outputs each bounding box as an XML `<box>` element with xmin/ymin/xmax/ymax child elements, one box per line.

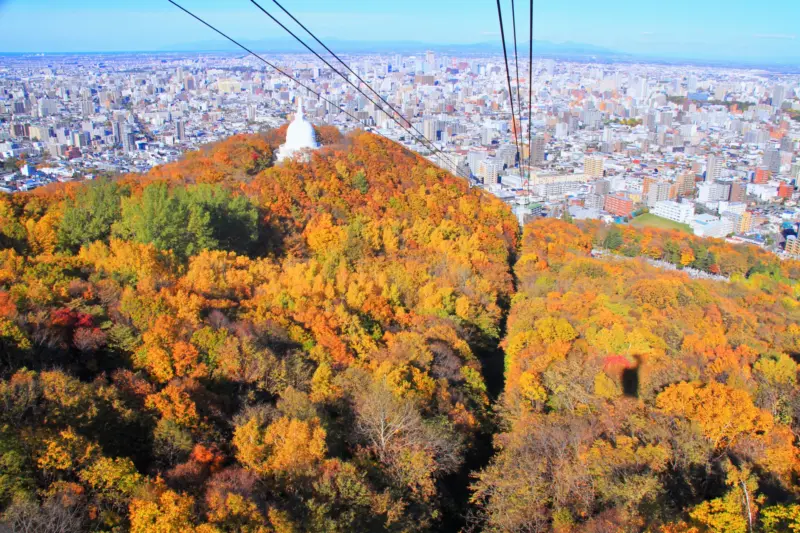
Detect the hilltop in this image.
<box><xmin>0</xmin><ymin>129</ymin><xmax>517</xmax><ymax>532</ymax></box>
<box><xmin>2</xmin><ymin>129</ymin><xmax>800</xmax><ymax>532</ymax></box>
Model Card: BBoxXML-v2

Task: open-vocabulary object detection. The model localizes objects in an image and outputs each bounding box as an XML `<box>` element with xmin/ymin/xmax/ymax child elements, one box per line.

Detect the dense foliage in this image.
<box><xmin>472</xmin><ymin>219</ymin><xmax>800</xmax><ymax>533</ymax></box>
<box><xmin>0</xmin><ymin>130</ymin><xmax>517</xmax><ymax>532</ymax></box>
<box><xmin>590</xmin><ymin>221</ymin><xmax>798</xmax><ymax>279</ymax></box>
<box><xmin>3</xmin><ymin>128</ymin><xmax>800</xmax><ymax>532</ymax></box>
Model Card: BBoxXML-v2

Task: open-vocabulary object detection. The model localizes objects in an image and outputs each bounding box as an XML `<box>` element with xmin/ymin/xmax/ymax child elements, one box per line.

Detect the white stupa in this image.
<box><xmin>276</xmin><ymin>98</ymin><xmax>319</xmax><ymax>162</ymax></box>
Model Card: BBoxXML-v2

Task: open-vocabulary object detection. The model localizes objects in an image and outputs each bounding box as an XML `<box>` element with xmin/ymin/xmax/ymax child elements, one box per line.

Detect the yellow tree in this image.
<box><xmin>24</xmin><ymin>211</ymin><xmax>60</xmax><ymax>256</ymax></box>
<box><xmin>233</xmin><ymin>414</ymin><xmax>326</xmax><ymax>479</ymax></box>
<box><xmin>656</xmin><ymin>381</ymin><xmax>772</xmax><ymax>450</ymax></box>
<box><xmin>129</xmin><ymin>489</ymin><xmax>200</xmax><ymax>533</ymax></box>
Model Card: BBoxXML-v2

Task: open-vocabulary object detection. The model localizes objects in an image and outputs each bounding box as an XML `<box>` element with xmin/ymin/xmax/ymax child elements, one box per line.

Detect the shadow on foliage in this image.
<box><xmin>622</xmin><ymin>366</ymin><xmax>640</xmax><ymax>398</ymax></box>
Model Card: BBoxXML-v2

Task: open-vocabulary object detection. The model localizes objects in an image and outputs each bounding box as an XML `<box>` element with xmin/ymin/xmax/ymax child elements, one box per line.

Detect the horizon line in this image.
<box><xmin>1</xmin><ymin>45</ymin><xmax>799</xmax><ymax>71</ymax></box>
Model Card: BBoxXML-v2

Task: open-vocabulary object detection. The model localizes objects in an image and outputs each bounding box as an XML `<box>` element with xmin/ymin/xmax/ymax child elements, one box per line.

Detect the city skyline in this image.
<box><xmin>2</xmin><ymin>2</ymin><xmax>800</xmax><ymax>532</ymax></box>
<box><xmin>0</xmin><ymin>0</ymin><xmax>799</xmax><ymax>65</ymax></box>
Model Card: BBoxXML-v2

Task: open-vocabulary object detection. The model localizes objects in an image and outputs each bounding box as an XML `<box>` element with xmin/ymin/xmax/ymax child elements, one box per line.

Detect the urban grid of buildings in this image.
<box><xmin>1</xmin><ymin>51</ymin><xmax>800</xmax><ymax>257</ymax></box>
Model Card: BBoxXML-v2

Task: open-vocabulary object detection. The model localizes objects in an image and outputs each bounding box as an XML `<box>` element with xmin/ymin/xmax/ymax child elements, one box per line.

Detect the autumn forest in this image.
<box><xmin>1</xmin><ymin>127</ymin><xmax>800</xmax><ymax>533</ymax></box>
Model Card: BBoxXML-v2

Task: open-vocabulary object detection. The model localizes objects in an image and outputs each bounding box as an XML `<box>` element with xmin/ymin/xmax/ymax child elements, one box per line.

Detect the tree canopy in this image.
<box><xmin>0</xmin><ymin>129</ymin><xmax>517</xmax><ymax>532</ymax></box>
<box><xmin>2</xmin><ymin>128</ymin><xmax>799</xmax><ymax>532</ymax></box>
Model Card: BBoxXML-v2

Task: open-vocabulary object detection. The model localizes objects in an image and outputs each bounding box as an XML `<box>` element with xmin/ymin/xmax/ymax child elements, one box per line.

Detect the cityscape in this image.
<box><xmin>2</xmin><ymin>50</ymin><xmax>799</xmax><ymax>256</ymax></box>
<box><xmin>3</xmin><ymin>1</ymin><xmax>800</xmax><ymax>532</ymax></box>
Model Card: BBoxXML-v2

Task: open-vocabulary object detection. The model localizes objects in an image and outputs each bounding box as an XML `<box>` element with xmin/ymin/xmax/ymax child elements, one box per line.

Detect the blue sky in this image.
<box><xmin>0</xmin><ymin>0</ymin><xmax>798</xmax><ymax>62</ymax></box>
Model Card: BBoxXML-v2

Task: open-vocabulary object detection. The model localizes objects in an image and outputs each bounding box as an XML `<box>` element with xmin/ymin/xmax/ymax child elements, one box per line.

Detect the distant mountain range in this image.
<box><xmin>7</xmin><ymin>38</ymin><xmax>795</xmax><ymax>71</ymax></box>
<box><xmin>158</xmin><ymin>37</ymin><xmax>800</xmax><ymax>71</ymax></box>
<box><xmin>162</xmin><ymin>37</ymin><xmax>628</xmax><ymax>59</ymax></box>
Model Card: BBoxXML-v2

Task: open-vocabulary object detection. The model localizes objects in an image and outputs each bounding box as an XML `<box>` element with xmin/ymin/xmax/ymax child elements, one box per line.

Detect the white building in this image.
<box><xmin>276</xmin><ymin>99</ymin><xmax>319</xmax><ymax>162</ymax></box>
<box><xmin>652</xmin><ymin>200</ymin><xmax>694</xmax><ymax>224</ymax></box>
<box><xmin>697</xmin><ymin>181</ymin><xmax>730</xmax><ymax>203</ymax></box>
<box><xmin>705</xmin><ymin>153</ymin><xmax>724</xmax><ymax>181</ymax></box>
<box><xmin>536</xmin><ymin>181</ymin><xmax>581</xmax><ymax>198</ymax></box>
<box><xmin>468</xmin><ymin>149</ymin><xmax>490</xmax><ymax>173</ymax></box>
<box><xmin>495</xmin><ymin>144</ymin><xmax>518</xmax><ymax>168</ymax></box>
<box><xmin>477</xmin><ymin>158</ymin><xmax>501</xmax><ymax>185</ymax></box>
<box><xmin>746</xmin><ymin>182</ymin><xmax>779</xmax><ymax>202</ymax></box>
<box><xmin>691</xmin><ymin>213</ymin><xmax>734</xmax><ymax>238</ymax></box>
<box><xmin>584</xmin><ymin>156</ymin><xmax>605</xmax><ymax>178</ymax></box>
<box><xmin>718</xmin><ymin>201</ymin><xmax>746</xmax><ymax>215</ymax></box>
<box><xmin>646</xmin><ymin>180</ymin><xmax>672</xmax><ymax>207</ymax></box>
<box><xmin>500</xmin><ymin>172</ymin><xmax>525</xmax><ymax>189</ymax></box>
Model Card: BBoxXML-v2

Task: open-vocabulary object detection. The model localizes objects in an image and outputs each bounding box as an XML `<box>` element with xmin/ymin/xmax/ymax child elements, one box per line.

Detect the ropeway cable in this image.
<box><xmin>526</xmin><ymin>0</ymin><xmax>535</xmax><ymax>189</ymax></box>
<box><xmin>510</xmin><ymin>0</ymin><xmax>524</xmax><ymax>172</ymax></box>
<box><xmin>495</xmin><ymin>0</ymin><xmax>524</xmax><ymax>174</ymax></box>
<box><xmin>248</xmin><ymin>0</ymin><xmax>466</xmax><ymax>179</ymax></box>
<box><xmin>166</xmin><ymin>0</ymin><xmax>468</xmax><ymax>180</ymax></box>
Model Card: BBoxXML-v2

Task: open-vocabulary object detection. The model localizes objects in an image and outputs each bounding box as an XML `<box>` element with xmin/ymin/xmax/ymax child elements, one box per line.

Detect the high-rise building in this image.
<box><xmin>754</xmin><ymin>168</ymin><xmax>771</xmax><ymax>184</ymax></box>
<box><xmin>112</xmin><ymin>121</ymin><xmax>123</xmax><ymax>144</ymax></box>
<box><xmin>423</xmin><ymin>118</ymin><xmax>443</xmax><ymax>142</ymax></box>
<box><xmin>122</xmin><ymin>128</ymin><xmax>135</xmax><ymax>152</ymax></box>
<box><xmin>638</xmin><ymin>77</ymin><xmax>648</xmax><ymax>99</ymax></box>
<box><xmin>697</xmin><ymin>181</ymin><xmax>731</xmax><ymax>203</ymax></box>
<box><xmin>643</xmin><ymin>176</ymin><xmax>656</xmax><ymax>196</ymax></box>
<box><xmin>729</xmin><ymin>181</ymin><xmax>746</xmax><ymax>202</ymax></box>
<box><xmin>773</xmin><ymin>85</ymin><xmax>786</xmax><ymax>107</ymax></box>
<box><xmin>9</xmin><ymin>123</ymin><xmax>27</xmax><ymax>139</ymax></box>
<box><xmin>176</xmin><ymin>120</ymin><xmax>186</xmax><ymax>141</ymax></box>
<box><xmin>738</xmin><ymin>211</ymin><xmax>753</xmax><ymax>233</ymax></box>
<box><xmin>585</xmin><ymin>194</ymin><xmax>603</xmax><ymax>210</ymax></box>
<box><xmin>705</xmin><ymin>154</ymin><xmax>723</xmax><ymax>181</ymax></box>
<box><xmin>531</xmin><ymin>135</ymin><xmax>545</xmax><ymax>166</ymax></box>
<box><xmin>786</xmin><ymin>235</ymin><xmax>800</xmax><ymax>257</ymax></box>
<box><xmin>72</xmin><ymin>131</ymin><xmax>90</xmax><ymax>147</ymax></box>
<box><xmin>762</xmin><ymin>148</ymin><xmax>781</xmax><ymax>175</ymax></box>
<box><xmin>495</xmin><ymin>145</ymin><xmax>518</xmax><ymax>168</ymax></box>
<box><xmin>477</xmin><ymin>158</ymin><xmax>500</xmax><ymax>185</ymax></box>
<box><xmin>481</xmin><ymin>127</ymin><xmax>495</xmax><ymax>146</ymax></box>
<box><xmin>646</xmin><ymin>180</ymin><xmax>672</xmax><ymax>207</ymax></box>
<box><xmin>778</xmin><ymin>182</ymin><xmax>794</xmax><ymax>199</ymax></box>
<box><xmin>584</xmin><ymin>156</ymin><xmax>604</xmax><ymax>178</ymax></box>
<box><xmin>38</xmin><ymin>98</ymin><xmax>58</xmax><ymax>117</ymax></box>
<box><xmin>81</xmin><ymin>99</ymin><xmax>94</xmax><ymax>116</ymax></box>
<box><xmin>643</xmin><ymin>112</ymin><xmax>656</xmax><ymax>131</ymax></box>
<box><xmin>675</xmin><ymin>172</ymin><xmax>696</xmax><ymax>196</ymax></box>
<box><xmin>722</xmin><ymin>211</ymin><xmax>752</xmax><ymax>234</ymax></box>
<box><xmin>593</xmin><ymin>179</ymin><xmax>611</xmax><ymax>196</ymax></box>
<box><xmin>29</xmin><ymin>125</ymin><xmax>51</xmax><ymax>142</ymax></box>
<box><xmin>468</xmin><ymin>149</ymin><xmax>490</xmax><ymax>174</ymax></box>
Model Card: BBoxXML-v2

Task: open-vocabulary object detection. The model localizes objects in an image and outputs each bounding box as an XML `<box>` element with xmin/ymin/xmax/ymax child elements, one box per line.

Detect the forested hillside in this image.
<box><xmin>2</xmin><ymin>128</ymin><xmax>800</xmax><ymax>533</ymax></box>
<box><xmin>0</xmin><ymin>130</ymin><xmax>517</xmax><ymax>532</ymax></box>
<box><xmin>472</xmin><ymin>219</ymin><xmax>800</xmax><ymax>533</ymax></box>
